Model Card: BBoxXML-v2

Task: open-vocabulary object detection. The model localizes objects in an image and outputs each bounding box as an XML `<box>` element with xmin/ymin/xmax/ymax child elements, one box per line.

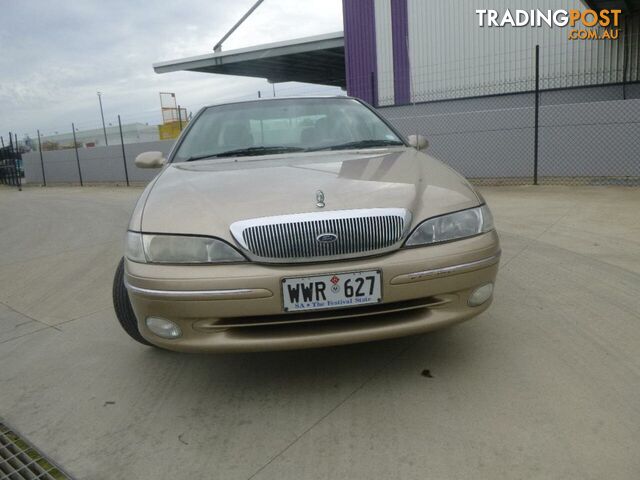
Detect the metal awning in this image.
<box><xmin>153</xmin><ymin>32</ymin><xmax>345</xmax><ymax>87</ymax></box>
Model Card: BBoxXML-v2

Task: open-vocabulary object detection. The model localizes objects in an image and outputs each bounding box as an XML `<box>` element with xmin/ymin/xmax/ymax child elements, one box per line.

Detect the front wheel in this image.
<box><xmin>112</xmin><ymin>257</ymin><xmax>153</xmax><ymax>346</ymax></box>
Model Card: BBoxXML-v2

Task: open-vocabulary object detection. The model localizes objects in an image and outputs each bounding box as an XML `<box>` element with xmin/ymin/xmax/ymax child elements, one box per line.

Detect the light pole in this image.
<box><xmin>97</xmin><ymin>91</ymin><xmax>108</xmax><ymax>146</ymax></box>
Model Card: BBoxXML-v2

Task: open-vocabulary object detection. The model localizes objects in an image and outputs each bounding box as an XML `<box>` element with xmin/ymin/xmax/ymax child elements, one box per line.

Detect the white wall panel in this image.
<box><xmin>406</xmin><ymin>0</ymin><xmax>629</xmax><ymax>103</ymax></box>
<box><xmin>374</xmin><ymin>0</ymin><xmax>395</xmax><ymax>105</ymax></box>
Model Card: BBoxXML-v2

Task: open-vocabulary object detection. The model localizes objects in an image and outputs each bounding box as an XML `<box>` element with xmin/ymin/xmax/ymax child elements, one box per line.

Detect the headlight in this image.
<box><xmin>125</xmin><ymin>232</ymin><xmax>246</xmax><ymax>264</ymax></box>
<box><xmin>405</xmin><ymin>205</ymin><xmax>494</xmax><ymax>246</ymax></box>
<box><xmin>125</xmin><ymin>231</ymin><xmax>146</xmax><ymax>262</ymax></box>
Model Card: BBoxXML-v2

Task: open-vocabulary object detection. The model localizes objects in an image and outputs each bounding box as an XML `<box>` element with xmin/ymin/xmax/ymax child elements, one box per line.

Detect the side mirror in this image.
<box><xmin>135</xmin><ymin>151</ymin><xmax>166</xmax><ymax>169</ymax></box>
<box><xmin>407</xmin><ymin>134</ymin><xmax>429</xmax><ymax>151</ymax></box>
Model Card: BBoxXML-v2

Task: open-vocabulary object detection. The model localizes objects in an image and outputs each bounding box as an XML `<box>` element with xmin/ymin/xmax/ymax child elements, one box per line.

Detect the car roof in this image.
<box><xmin>201</xmin><ymin>95</ymin><xmax>359</xmax><ymax>109</ymax></box>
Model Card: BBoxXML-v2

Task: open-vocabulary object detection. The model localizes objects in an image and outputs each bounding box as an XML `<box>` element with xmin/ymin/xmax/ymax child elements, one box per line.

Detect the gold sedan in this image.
<box><xmin>112</xmin><ymin>97</ymin><xmax>500</xmax><ymax>352</ymax></box>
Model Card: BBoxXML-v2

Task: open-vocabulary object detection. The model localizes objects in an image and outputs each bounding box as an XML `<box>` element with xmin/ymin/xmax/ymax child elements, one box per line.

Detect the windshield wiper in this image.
<box><xmin>308</xmin><ymin>139</ymin><xmax>405</xmax><ymax>152</ymax></box>
<box><xmin>185</xmin><ymin>146</ymin><xmax>306</xmax><ymax>161</ymax></box>
<box><xmin>184</xmin><ymin>153</ymin><xmax>220</xmax><ymax>162</ymax></box>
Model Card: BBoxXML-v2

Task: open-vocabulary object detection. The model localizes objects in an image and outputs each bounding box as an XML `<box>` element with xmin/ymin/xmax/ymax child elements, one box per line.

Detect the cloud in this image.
<box><xmin>0</xmin><ymin>0</ymin><xmax>343</xmax><ymax>137</ymax></box>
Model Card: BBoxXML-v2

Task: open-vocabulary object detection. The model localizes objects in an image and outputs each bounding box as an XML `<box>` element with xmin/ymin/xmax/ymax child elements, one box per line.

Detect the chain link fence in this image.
<box><xmin>381</xmin><ymin>94</ymin><xmax>537</xmax><ymax>185</ymax></box>
<box><xmin>374</xmin><ymin>26</ymin><xmax>640</xmax><ymax>186</ymax></box>
<box><xmin>380</xmin><ymin>83</ymin><xmax>640</xmax><ymax>186</ymax></box>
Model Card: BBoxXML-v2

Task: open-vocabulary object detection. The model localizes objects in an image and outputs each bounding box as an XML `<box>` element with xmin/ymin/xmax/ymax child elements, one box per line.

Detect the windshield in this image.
<box><xmin>173</xmin><ymin>98</ymin><xmax>404</xmax><ymax>162</ymax></box>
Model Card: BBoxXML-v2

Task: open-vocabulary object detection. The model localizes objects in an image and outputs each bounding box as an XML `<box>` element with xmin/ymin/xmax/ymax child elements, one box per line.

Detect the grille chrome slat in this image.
<box><xmin>231</xmin><ymin>208</ymin><xmax>412</xmax><ymax>263</ymax></box>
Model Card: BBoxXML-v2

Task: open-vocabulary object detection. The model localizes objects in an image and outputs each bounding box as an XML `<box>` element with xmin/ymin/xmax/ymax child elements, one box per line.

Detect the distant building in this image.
<box><xmin>40</xmin><ymin>123</ymin><xmax>159</xmax><ymax>149</ymax></box>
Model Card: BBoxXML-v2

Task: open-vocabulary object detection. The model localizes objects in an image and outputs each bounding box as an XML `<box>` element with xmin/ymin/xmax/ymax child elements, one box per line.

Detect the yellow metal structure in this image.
<box><xmin>158</xmin><ymin>121</ymin><xmax>186</xmax><ymax>140</ymax></box>
<box><xmin>158</xmin><ymin>92</ymin><xmax>188</xmax><ymax>139</ymax></box>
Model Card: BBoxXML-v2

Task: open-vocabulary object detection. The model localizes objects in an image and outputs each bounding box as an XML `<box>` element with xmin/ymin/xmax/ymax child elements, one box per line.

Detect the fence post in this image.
<box><xmin>178</xmin><ymin>104</ymin><xmax>183</xmax><ymax>131</ymax></box>
<box><xmin>533</xmin><ymin>44</ymin><xmax>540</xmax><ymax>186</ymax></box>
<box><xmin>8</xmin><ymin>132</ymin><xmax>14</xmax><ymax>187</ymax></box>
<box><xmin>15</xmin><ymin>133</ymin><xmax>22</xmax><ymax>191</ymax></box>
<box><xmin>7</xmin><ymin>132</ymin><xmax>13</xmax><ymax>187</ymax></box>
<box><xmin>8</xmin><ymin>132</ymin><xmax>21</xmax><ymax>191</ymax></box>
<box><xmin>1</xmin><ymin>135</ymin><xmax>5</xmax><ymax>187</ymax></box>
<box><xmin>37</xmin><ymin>129</ymin><xmax>46</xmax><ymax>186</ymax></box>
<box><xmin>1</xmin><ymin>134</ymin><xmax>6</xmax><ymax>187</ymax></box>
<box><xmin>72</xmin><ymin>123</ymin><xmax>83</xmax><ymax>186</ymax></box>
<box><xmin>0</xmin><ymin>136</ymin><xmax>3</xmax><ymax>186</ymax></box>
<box><xmin>118</xmin><ymin>115</ymin><xmax>130</xmax><ymax>186</ymax></box>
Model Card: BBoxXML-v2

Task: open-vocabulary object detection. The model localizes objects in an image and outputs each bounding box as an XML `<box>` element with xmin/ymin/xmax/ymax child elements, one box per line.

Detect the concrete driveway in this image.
<box><xmin>1</xmin><ymin>185</ymin><xmax>639</xmax><ymax>479</ymax></box>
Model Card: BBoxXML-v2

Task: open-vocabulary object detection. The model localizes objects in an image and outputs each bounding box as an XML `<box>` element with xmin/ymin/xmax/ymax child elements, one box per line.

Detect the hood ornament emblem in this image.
<box><xmin>317</xmin><ymin>233</ymin><xmax>338</xmax><ymax>243</ymax></box>
<box><xmin>316</xmin><ymin>190</ymin><xmax>325</xmax><ymax>208</ymax></box>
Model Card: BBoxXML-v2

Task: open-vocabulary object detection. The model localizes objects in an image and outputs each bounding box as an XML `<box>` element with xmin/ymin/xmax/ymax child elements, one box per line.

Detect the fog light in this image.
<box><xmin>145</xmin><ymin>317</ymin><xmax>182</xmax><ymax>339</ymax></box>
<box><xmin>468</xmin><ymin>283</ymin><xmax>494</xmax><ymax>307</ymax></box>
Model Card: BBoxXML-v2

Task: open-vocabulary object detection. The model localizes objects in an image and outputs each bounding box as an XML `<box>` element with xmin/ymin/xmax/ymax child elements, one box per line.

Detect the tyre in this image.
<box><xmin>112</xmin><ymin>257</ymin><xmax>153</xmax><ymax>346</ymax></box>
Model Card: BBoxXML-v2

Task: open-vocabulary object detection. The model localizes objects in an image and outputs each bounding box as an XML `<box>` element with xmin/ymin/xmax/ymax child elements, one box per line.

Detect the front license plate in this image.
<box><xmin>282</xmin><ymin>270</ymin><xmax>382</xmax><ymax>312</ymax></box>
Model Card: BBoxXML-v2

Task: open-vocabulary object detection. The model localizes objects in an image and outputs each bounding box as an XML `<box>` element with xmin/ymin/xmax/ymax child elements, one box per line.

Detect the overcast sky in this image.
<box><xmin>0</xmin><ymin>0</ymin><xmax>343</xmax><ymax>139</ymax></box>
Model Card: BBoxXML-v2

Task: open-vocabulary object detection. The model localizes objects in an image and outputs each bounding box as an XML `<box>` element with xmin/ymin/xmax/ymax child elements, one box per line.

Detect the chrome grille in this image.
<box><xmin>231</xmin><ymin>208</ymin><xmax>411</xmax><ymax>262</ymax></box>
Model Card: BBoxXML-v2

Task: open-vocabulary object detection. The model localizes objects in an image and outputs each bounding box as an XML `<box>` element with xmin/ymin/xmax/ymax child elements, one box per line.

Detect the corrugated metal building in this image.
<box><xmin>344</xmin><ymin>0</ymin><xmax>640</xmax><ymax>106</ymax></box>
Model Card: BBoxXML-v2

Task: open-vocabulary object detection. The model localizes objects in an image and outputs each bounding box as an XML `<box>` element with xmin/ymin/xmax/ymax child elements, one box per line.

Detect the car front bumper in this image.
<box><xmin>125</xmin><ymin>231</ymin><xmax>500</xmax><ymax>352</ymax></box>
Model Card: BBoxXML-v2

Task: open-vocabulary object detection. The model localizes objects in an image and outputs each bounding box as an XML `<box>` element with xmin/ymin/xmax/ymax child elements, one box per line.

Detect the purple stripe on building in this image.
<box><xmin>343</xmin><ymin>0</ymin><xmax>378</xmax><ymax>105</ymax></box>
<box><xmin>391</xmin><ymin>0</ymin><xmax>410</xmax><ymax>105</ymax></box>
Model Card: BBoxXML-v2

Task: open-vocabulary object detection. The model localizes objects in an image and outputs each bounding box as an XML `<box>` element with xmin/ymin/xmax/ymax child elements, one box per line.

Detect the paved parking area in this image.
<box><xmin>1</xmin><ymin>185</ymin><xmax>639</xmax><ymax>479</ymax></box>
